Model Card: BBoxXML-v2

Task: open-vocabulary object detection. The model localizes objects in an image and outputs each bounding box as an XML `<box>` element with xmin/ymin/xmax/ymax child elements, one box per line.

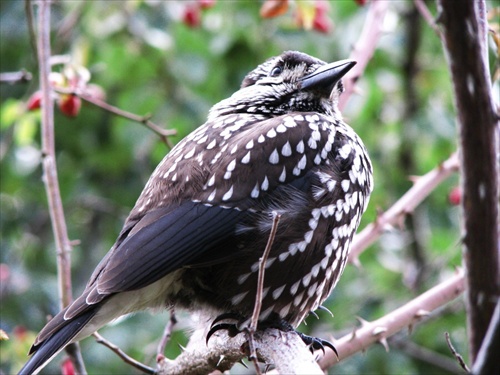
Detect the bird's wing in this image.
<box><xmin>93</xmin><ymin>201</ymin><xmax>245</xmax><ymax>295</ymax></box>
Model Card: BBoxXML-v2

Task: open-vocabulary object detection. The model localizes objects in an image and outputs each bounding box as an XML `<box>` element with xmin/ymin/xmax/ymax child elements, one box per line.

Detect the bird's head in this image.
<box><xmin>208</xmin><ymin>51</ymin><xmax>356</xmax><ymax>120</ymax></box>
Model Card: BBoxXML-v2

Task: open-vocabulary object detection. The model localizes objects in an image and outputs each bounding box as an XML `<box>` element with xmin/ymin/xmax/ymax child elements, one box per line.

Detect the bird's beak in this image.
<box><xmin>300</xmin><ymin>59</ymin><xmax>356</xmax><ymax>94</ymax></box>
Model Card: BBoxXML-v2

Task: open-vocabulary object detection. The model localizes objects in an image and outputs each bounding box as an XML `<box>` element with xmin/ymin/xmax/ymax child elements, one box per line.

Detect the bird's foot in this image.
<box><xmin>206</xmin><ymin>312</ymin><xmax>248</xmax><ymax>343</ymax></box>
<box><xmin>296</xmin><ymin>331</ymin><xmax>338</xmax><ymax>357</ymax></box>
<box><xmin>206</xmin><ymin>313</ymin><xmax>337</xmax><ymax>358</ymax></box>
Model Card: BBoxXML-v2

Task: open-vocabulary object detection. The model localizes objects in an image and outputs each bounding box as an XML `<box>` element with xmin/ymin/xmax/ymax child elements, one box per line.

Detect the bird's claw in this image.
<box><xmin>206</xmin><ymin>312</ymin><xmax>246</xmax><ymax>344</ymax></box>
<box><xmin>297</xmin><ymin>332</ymin><xmax>338</xmax><ymax>357</ymax></box>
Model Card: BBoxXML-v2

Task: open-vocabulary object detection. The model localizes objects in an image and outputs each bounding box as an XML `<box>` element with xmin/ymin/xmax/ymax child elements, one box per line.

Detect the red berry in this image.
<box><xmin>183</xmin><ymin>5</ymin><xmax>201</xmax><ymax>28</ymax></box>
<box><xmin>448</xmin><ymin>186</ymin><xmax>461</xmax><ymax>206</ymax></box>
<box><xmin>27</xmin><ymin>91</ymin><xmax>43</xmax><ymax>111</ymax></box>
<box><xmin>58</xmin><ymin>94</ymin><xmax>81</xmax><ymax>117</ymax></box>
<box><xmin>198</xmin><ymin>0</ymin><xmax>216</xmax><ymax>9</ymax></box>
<box><xmin>61</xmin><ymin>358</ymin><xmax>75</xmax><ymax>375</ymax></box>
<box><xmin>313</xmin><ymin>13</ymin><xmax>332</xmax><ymax>33</ymax></box>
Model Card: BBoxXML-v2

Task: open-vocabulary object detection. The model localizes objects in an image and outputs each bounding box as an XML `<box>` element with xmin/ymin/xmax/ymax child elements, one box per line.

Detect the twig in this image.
<box><xmin>36</xmin><ymin>1</ymin><xmax>86</xmax><ymax>373</ymax></box>
<box><xmin>318</xmin><ymin>270</ymin><xmax>466</xmax><ymax>370</ymax></box>
<box><xmin>339</xmin><ymin>0</ymin><xmax>389</xmax><ymax>110</ymax></box>
<box><xmin>157</xmin><ymin>310</ymin><xmax>178</xmax><ymax>362</ymax></box>
<box><xmin>247</xmin><ymin>212</ymin><xmax>281</xmax><ymax>373</ymax></box>
<box><xmin>349</xmin><ymin>152</ymin><xmax>459</xmax><ymax>265</ymax></box>
<box><xmin>54</xmin><ymin>87</ymin><xmax>176</xmax><ymax>148</ymax></box>
<box><xmin>93</xmin><ymin>332</ymin><xmax>156</xmax><ymax>375</ymax></box>
<box><xmin>413</xmin><ymin>0</ymin><xmax>442</xmax><ymax>37</ymax></box>
<box><xmin>392</xmin><ymin>338</ymin><xmax>464</xmax><ymax>374</ymax></box>
<box><xmin>0</xmin><ymin>70</ymin><xmax>32</xmax><ymax>84</ymax></box>
<box><xmin>445</xmin><ymin>332</ymin><xmax>470</xmax><ymax>373</ymax></box>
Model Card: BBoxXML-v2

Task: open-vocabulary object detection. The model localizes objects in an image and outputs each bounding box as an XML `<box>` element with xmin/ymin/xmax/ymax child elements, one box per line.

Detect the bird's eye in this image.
<box><xmin>270</xmin><ymin>65</ymin><xmax>283</xmax><ymax>77</ymax></box>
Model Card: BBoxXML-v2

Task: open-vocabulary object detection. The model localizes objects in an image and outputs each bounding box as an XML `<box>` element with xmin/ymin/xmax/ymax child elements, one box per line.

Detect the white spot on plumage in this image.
<box><xmin>258</xmin><ymin>134</ymin><xmax>265</xmax><ymax>143</ymax></box>
<box><xmin>230</xmin><ymin>144</ymin><xmax>238</xmax><ymax>154</ymax></box>
<box><xmin>267</xmin><ymin>128</ymin><xmax>277</xmax><ymax>138</ymax></box>
<box><xmin>261</xmin><ymin>176</ymin><xmax>269</xmax><ymax>191</ymax></box>
<box><xmin>302</xmin><ymin>273</ymin><xmax>312</xmax><ymax>287</ymax></box>
<box><xmin>282</xmin><ymin>141</ymin><xmax>292</xmax><ymax>157</ymax></box>
<box><xmin>207</xmin><ymin>139</ymin><xmax>217</xmax><ymax>149</ymax></box>
<box><xmin>341</xmin><ymin>179</ymin><xmax>350</xmax><ymax>192</ymax></box>
<box><xmin>280</xmin><ymin>303</ymin><xmax>291</xmax><ymax>317</ymax></box>
<box><xmin>231</xmin><ymin>291</ymin><xmax>249</xmax><ymax>305</ymax></box>
<box><xmin>207</xmin><ymin>174</ymin><xmax>215</xmax><ymax>187</ymax></box>
<box><xmin>296</xmin><ymin>140</ymin><xmax>305</xmax><ymax>153</ymax></box>
<box><xmin>276</xmin><ymin>124</ymin><xmax>287</xmax><ymax>133</ymax></box>
<box><xmin>294</xmin><ymin>292</ymin><xmax>304</xmax><ymax>306</ymax></box>
<box><xmin>208</xmin><ymin>189</ymin><xmax>217</xmax><ymax>202</ymax></box>
<box><xmin>308</xmin><ymin>137</ymin><xmax>317</xmax><ymax>149</ymax></box>
<box><xmin>251</xmin><ymin>182</ymin><xmax>260</xmax><ymax>198</ymax></box>
<box><xmin>227</xmin><ymin>159</ymin><xmax>236</xmax><ymax>172</ymax></box>
<box><xmin>339</xmin><ymin>143</ymin><xmax>352</xmax><ymax>159</ymax></box>
<box><xmin>304</xmin><ymin>230</ymin><xmax>314</xmax><ymax>244</ymax></box>
<box><xmin>290</xmin><ymin>280</ymin><xmax>300</xmax><ymax>295</ymax></box>
<box><xmin>222</xmin><ymin>185</ymin><xmax>234</xmax><ymax>201</ymax></box>
<box><xmin>297</xmin><ymin>155</ymin><xmax>307</xmax><ymax>170</ymax></box>
<box><xmin>272</xmin><ymin>285</ymin><xmax>286</xmax><ymax>300</ymax></box>
<box><xmin>269</xmin><ymin>149</ymin><xmax>279</xmax><ymax>164</ymax></box>
<box><xmin>307</xmin><ymin>282</ymin><xmax>318</xmax><ymax>297</ymax></box>
<box><xmin>241</xmin><ymin>151</ymin><xmax>251</xmax><ymax>164</ymax></box>
<box><xmin>279</xmin><ymin>167</ymin><xmax>286</xmax><ymax>182</ymax></box>
<box><xmin>246</xmin><ymin>139</ymin><xmax>254</xmax><ymax>149</ymax></box>
<box><xmin>279</xmin><ymin>252</ymin><xmax>290</xmax><ymax>262</ymax></box>
<box><xmin>237</xmin><ymin>273</ymin><xmax>250</xmax><ymax>284</ymax></box>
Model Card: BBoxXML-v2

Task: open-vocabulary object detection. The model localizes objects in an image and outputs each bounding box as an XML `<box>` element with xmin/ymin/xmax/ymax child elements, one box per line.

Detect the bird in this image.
<box><xmin>19</xmin><ymin>50</ymin><xmax>373</xmax><ymax>374</ymax></box>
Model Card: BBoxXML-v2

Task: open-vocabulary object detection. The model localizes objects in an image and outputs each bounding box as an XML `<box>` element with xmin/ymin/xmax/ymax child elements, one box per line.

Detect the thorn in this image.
<box><xmin>238</xmin><ymin>359</ymin><xmax>249</xmax><ymax>369</ymax></box>
<box><xmin>350</xmin><ymin>256</ymin><xmax>362</xmax><ymax>268</ymax></box>
<box><xmin>177</xmin><ymin>343</ymin><xmax>186</xmax><ymax>351</ymax></box>
<box><xmin>318</xmin><ymin>305</ymin><xmax>334</xmax><ymax>318</ymax></box>
<box><xmin>414</xmin><ymin>309</ymin><xmax>430</xmax><ymax>319</ymax></box>
<box><xmin>356</xmin><ymin>316</ymin><xmax>370</xmax><ymax>328</ymax></box>
<box><xmin>378</xmin><ymin>337</ymin><xmax>390</xmax><ymax>352</ymax></box>
<box><xmin>371</xmin><ymin>326</ymin><xmax>387</xmax><ymax>336</ymax></box>
<box><xmin>349</xmin><ymin>327</ymin><xmax>357</xmax><ymax>341</ymax></box>
<box><xmin>216</xmin><ymin>355</ymin><xmax>225</xmax><ymax>367</ymax></box>
<box><xmin>408</xmin><ymin>175</ymin><xmax>421</xmax><ymax>183</ymax></box>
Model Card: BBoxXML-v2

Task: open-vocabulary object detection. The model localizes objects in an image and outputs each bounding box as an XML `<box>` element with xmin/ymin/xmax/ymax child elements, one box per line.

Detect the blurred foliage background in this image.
<box><xmin>0</xmin><ymin>0</ymin><xmax>497</xmax><ymax>374</ymax></box>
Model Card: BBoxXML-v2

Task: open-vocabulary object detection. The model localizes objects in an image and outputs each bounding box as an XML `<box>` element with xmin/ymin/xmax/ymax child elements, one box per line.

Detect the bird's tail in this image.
<box><xmin>18</xmin><ymin>308</ymin><xmax>98</xmax><ymax>375</ymax></box>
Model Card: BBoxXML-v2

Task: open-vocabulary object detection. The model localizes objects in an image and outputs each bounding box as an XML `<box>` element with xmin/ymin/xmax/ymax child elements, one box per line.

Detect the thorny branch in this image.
<box><xmin>36</xmin><ymin>1</ymin><xmax>86</xmax><ymax>373</ymax></box>
<box><xmin>318</xmin><ymin>270</ymin><xmax>466</xmax><ymax>370</ymax></box>
<box><xmin>339</xmin><ymin>0</ymin><xmax>389</xmax><ymax>110</ymax></box>
<box><xmin>349</xmin><ymin>152</ymin><xmax>460</xmax><ymax>264</ymax></box>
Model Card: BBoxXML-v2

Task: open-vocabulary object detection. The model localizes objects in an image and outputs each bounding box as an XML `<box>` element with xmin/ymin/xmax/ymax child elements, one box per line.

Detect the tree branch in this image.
<box><xmin>36</xmin><ymin>1</ymin><xmax>86</xmax><ymax>373</ymax></box>
<box><xmin>54</xmin><ymin>87</ymin><xmax>177</xmax><ymax>148</ymax></box>
<box><xmin>318</xmin><ymin>270</ymin><xmax>466</xmax><ymax>370</ymax></box>
<box><xmin>437</xmin><ymin>0</ymin><xmax>500</xmax><ymax>363</ymax></box>
<box><xmin>349</xmin><ymin>152</ymin><xmax>459</xmax><ymax>264</ymax></box>
<box><xmin>339</xmin><ymin>0</ymin><xmax>389</xmax><ymax>110</ymax></box>
<box><xmin>157</xmin><ymin>325</ymin><xmax>323</xmax><ymax>375</ymax></box>
<box><xmin>0</xmin><ymin>70</ymin><xmax>32</xmax><ymax>84</ymax></box>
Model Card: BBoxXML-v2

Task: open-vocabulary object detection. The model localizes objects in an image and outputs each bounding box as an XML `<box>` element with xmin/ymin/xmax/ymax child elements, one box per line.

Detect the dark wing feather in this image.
<box><xmin>95</xmin><ymin>200</ymin><xmax>246</xmax><ymax>294</ymax></box>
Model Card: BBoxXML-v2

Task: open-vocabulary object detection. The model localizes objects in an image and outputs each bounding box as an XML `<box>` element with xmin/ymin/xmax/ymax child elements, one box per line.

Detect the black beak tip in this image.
<box><xmin>301</xmin><ymin>59</ymin><xmax>357</xmax><ymax>92</ymax></box>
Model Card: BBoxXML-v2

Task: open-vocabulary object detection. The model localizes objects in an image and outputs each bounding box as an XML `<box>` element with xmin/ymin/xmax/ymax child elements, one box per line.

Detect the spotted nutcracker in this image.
<box><xmin>20</xmin><ymin>51</ymin><xmax>373</xmax><ymax>374</ymax></box>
